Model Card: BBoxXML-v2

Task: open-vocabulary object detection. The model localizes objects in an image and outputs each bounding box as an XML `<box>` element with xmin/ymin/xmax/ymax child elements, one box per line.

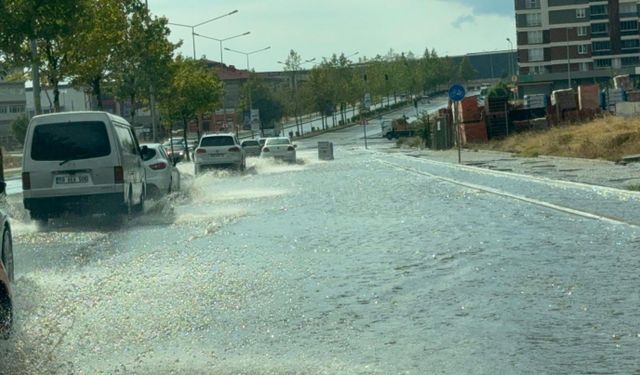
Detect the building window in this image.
<box><xmin>8</xmin><ymin>105</ymin><xmax>24</xmax><ymax>113</ymax></box>
<box><xmin>620</xmin><ymin>2</ymin><xmax>637</xmax><ymax>16</ymax></box>
<box><xmin>577</xmin><ymin>26</ymin><xmax>589</xmax><ymax>36</ymax></box>
<box><xmin>579</xmin><ymin>62</ymin><xmax>590</xmax><ymax>71</ymax></box>
<box><xmin>621</xmin><ymin>39</ymin><xmax>640</xmax><ymax>49</ymax></box>
<box><xmin>0</xmin><ymin>106</ymin><xmax>6</xmax><ymax>114</ymax></box>
<box><xmin>577</xmin><ymin>45</ymin><xmax>589</xmax><ymax>54</ymax></box>
<box><xmin>576</xmin><ymin>8</ymin><xmax>587</xmax><ymax>19</ymax></box>
<box><xmin>622</xmin><ymin>56</ymin><xmax>640</xmax><ymax>66</ymax></box>
<box><xmin>592</xmin><ymin>41</ymin><xmax>611</xmax><ymax>52</ymax></box>
<box><xmin>595</xmin><ymin>59</ymin><xmax>612</xmax><ymax>68</ymax></box>
<box><xmin>528</xmin><ymin>48</ymin><xmax>544</xmax><ymax>62</ymax></box>
<box><xmin>530</xmin><ymin>65</ymin><xmax>547</xmax><ymax>75</ymax></box>
<box><xmin>528</xmin><ymin>31</ymin><xmax>543</xmax><ymax>44</ymax></box>
<box><xmin>525</xmin><ymin>0</ymin><xmax>540</xmax><ymax>9</ymax></box>
<box><xmin>526</xmin><ymin>13</ymin><xmax>542</xmax><ymax>27</ymax></box>
<box><xmin>621</xmin><ymin>20</ymin><xmax>638</xmax><ymax>32</ymax></box>
<box><xmin>590</xmin><ymin>5</ymin><xmax>608</xmax><ymax>16</ymax></box>
<box><xmin>591</xmin><ymin>22</ymin><xmax>609</xmax><ymax>36</ymax></box>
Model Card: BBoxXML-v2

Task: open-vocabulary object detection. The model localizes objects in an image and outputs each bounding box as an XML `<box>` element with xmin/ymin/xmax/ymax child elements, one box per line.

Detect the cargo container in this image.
<box><xmin>456</xmin><ymin>96</ymin><xmax>481</xmax><ymax>123</ymax></box>
<box><xmin>551</xmin><ymin>89</ymin><xmax>577</xmax><ymax>110</ymax></box>
<box><xmin>459</xmin><ymin>121</ymin><xmax>488</xmax><ymax>145</ymax></box>
<box><xmin>578</xmin><ymin>85</ymin><xmax>600</xmax><ymax>111</ymax></box>
<box><xmin>614</xmin><ymin>74</ymin><xmax>632</xmax><ymax>90</ymax></box>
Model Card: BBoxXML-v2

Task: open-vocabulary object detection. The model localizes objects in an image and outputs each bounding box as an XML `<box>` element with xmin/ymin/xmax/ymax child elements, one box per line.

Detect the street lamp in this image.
<box><xmin>506</xmin><ymin>38</ymin><xmax>514</xmax><ymax>79</ymax></box>
<box><xmin>167</xmin><ymin>10</ymin><xmax>238</xmax><ymax>59</ymax></box>
<box><xmin>277</xmin><ymin>58</ymin><xmax>316</xmax><ymax>135</ymax></box>
<box><xmin>225</xmin><ymin>46</ymin><xmax>271</xmax><ymax>134</ymax></box>
<box><xmin>195</xmin><ymin>31</ymin><xmax>251</xmax><ymax>136</ymax></box>
<box><xmin>507</xmin><ymin>37</ymin><xmax>516</xmax><ymax>99</ymax></box>
<box><xmin>225</xmin><ymin>46</ymin><xmax>271</xmax><ymax>71</ymax></box>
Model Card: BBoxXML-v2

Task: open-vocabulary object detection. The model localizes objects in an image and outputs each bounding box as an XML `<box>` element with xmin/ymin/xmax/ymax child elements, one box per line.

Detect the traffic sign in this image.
<box><xmin>448</xmin><ymin>84</ymin><xmax>466</xmax><ymax>102</ymax></box>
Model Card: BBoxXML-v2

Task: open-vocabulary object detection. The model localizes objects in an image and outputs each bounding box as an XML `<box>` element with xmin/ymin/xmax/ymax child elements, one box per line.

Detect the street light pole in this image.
<box><xmin>167</xmin><ymin>10</ymin><xmax>238</xmax><ymax>59</ymax></box>
<box><xmin>225</xmin><ymin>46</ymin><xmax>272</xmax><ymax>135</ymax></box>
<box><xmin>566</xmin><ymin>27</ymin><xmax>572</xmax><ymax>89</ymax></box>
<box><xmin>194</xmin><ymin>31</ymin><xmax>251</xmax><ymax>137</ymax></box>
<box><xmin>506</xmin><ymin>37</ymin><xmax>516</xmax><ymax>100</ymax></box>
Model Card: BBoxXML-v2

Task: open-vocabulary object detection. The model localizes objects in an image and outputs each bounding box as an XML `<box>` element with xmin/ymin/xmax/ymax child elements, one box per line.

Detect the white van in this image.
<box><xmin>22</xmin><ymin>111</ymin><xmax>147</xmax><ymax>222</ymax></box>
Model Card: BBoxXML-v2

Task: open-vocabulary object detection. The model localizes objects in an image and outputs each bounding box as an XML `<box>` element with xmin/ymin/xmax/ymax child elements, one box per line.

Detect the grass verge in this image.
<box><xmin>473</xmin><ymin>115</ymin><xmax>640</xmax><ymax>161</ymax></box>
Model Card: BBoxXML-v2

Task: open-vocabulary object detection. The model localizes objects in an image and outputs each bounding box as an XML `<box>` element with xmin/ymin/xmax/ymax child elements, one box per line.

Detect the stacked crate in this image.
<box><xmin>485</xmin><ymin>96</ymin><xmax>509</xmax><ymax>139</ymax></box>
<box><xmin>454</xmin><ymin>96</ymin><xmax>487</xmax><ymax>145</ymax></box>
<box><xmin>578</xmin><ymin>85</ymin><xmax>600</xmax><ymax>111</ymax></box>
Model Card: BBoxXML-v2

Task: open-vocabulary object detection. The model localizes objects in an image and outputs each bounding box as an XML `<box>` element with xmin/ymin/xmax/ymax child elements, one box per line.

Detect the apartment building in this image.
<box><xmin>515</xmin><ymin>0</ymin><xmax>640</xmax><ymax>95</ymax></box>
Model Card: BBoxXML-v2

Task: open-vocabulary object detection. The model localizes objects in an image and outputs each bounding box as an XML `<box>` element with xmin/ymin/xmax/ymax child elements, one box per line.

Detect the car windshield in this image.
<box><xmin>200</xmin><ymin>136</ymin><xmax>234</xmax><ymax>147</ymax></box>
<box><xmin>30</xmin><ymin>121</ymin><xmax>111</xmax><ymax>161</ymax></box>
<box><xmin>242</xmin><ymin>140</ymin><xmax>259</xmax><ymax>146</ymax></box>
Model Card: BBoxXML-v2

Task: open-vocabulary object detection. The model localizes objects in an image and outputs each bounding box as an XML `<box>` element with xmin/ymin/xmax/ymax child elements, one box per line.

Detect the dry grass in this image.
<box><xmin>478</xmin><ymin>115</ymin><xmax>640</xmax><ymax>161</ymax></box>
<box><xmin>396</xmin><ymin>136</ymin><xmax>424</xmax><ymax>149</ymax></box>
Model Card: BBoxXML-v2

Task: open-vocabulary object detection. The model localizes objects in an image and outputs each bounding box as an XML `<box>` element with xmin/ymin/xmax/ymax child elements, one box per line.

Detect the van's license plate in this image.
<box><xmin>56</xmin><ymin>174</ymin><xmax>89</xmax><ymax>185</ymax></box>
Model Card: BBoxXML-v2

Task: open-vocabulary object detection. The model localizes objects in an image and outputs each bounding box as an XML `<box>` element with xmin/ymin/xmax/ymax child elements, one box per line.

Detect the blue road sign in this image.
<box><xmin>448</xmin><ymin>84</ymin><xmax>466</xmax><ymax>102</ymax></box>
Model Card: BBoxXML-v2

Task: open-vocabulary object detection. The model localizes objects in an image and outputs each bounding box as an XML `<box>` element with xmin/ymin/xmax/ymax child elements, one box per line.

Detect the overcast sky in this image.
<box><xmin>147</xmin><ymin>0</ymin><xmax>516</xmax><ymax>72</ymax></box>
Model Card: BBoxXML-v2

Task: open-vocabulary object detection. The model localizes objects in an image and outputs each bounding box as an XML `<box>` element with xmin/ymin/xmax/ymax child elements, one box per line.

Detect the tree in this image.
<box><xmin>0</xmin><ymin>0</ymin><xmax>90</xmax><ymax>113</ymax></box>
<box><xmin>458</xmin><ymin>56</ymin><xmax>477</xmax><ymax>82</ymax></box>
<box><xmin>67</xmin><ymin>0</ymin><xmax>130</xmax><ymax>110</ymax></box>
<box><xmin>112</xmin><ymin>3</ymin><xmax>177</xmax><ymax>124</ymax></box>
<box><xmin>158</xmin><ymin>57</ymin><xmax>221</xmax><ymax>160</ymax></box>
<box><xmin>10</xmin><ymin>115</ymin><xmax>28</xmax><ymax>146</ymax></box>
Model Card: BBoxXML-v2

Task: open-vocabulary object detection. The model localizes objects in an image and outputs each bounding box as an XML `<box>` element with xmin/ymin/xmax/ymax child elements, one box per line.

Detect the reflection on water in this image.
<box><xmin>1</xmin><ymin>148</ymin><xmax>640</xmax><ymax>374</ymax></box>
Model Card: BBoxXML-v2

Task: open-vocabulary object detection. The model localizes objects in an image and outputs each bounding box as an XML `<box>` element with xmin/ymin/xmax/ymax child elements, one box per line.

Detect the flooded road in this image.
<box><xmin>1</xmin><ymin>126</ymin><xmax>640</xmax><ymax>374</ymax></box>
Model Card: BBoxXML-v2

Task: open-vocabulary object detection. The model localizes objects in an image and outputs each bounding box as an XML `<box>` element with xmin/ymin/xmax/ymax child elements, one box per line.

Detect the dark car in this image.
<box><xmin>0</xmin><ymin>182</ymin><xmax>14</xmax><ymax>339</ymax></box>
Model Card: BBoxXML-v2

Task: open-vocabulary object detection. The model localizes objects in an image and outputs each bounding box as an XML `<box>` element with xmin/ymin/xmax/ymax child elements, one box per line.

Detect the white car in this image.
<box><xmin>241</xmin><ymin>139</ymin><xmax>262</xmax><ymax>157</ymax></box>
<box><xmin>260</xmin><ymin>137</ymin><xmax>297</xmax><ymax>163</ymax></box>
<box><xmin>194</xmin><ymin>133</ymin><xmax>246</xmax><ymax>174</ymax></box>
<box><xmin>141</xmin><ymin>143</ymin><xmax>180</xmax><ymax>197</ymax></box>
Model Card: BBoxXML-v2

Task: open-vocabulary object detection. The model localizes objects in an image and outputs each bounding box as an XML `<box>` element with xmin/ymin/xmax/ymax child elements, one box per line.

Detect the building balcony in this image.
<box><xmin>518</xmin><ymin>67</ymin><xmax>637</xmax><ymax>84</ymax></box>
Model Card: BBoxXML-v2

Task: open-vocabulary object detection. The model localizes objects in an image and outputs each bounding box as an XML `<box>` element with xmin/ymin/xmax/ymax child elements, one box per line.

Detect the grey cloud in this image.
<box><xmin>441</xmin><ymin>0</ymin><xmax>514</xmax><ymax>17</ymax></box>
<box><xmin>452</xmin><ymin>15</ymin><xmax>475</xmax><ymax>28</ymax></box>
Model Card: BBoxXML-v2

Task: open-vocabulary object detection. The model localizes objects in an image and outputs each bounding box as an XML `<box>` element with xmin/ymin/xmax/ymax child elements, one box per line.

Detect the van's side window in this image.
<box><xmin>115</xmin><ymin>126</ymin><xmax>137</xmax><ymax>155</ymax></box>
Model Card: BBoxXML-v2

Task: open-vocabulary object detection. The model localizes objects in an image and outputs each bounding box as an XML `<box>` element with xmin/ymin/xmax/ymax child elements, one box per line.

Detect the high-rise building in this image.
<box><xmin>515</xmin><ymin>0</ymin><xmax>640</xmax><ymax>95</ymax></box>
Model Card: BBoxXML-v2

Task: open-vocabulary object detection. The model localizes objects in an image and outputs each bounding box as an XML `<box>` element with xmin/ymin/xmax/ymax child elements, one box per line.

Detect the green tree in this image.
<box><xmin>158</xmin><ymin>57</ymin><xmax>221</xmax><ymax>160</ymax></box>
<box><xmin>458</xmin><ymin>56</ymin><xmax>477</xmax><ymax>82</ymax></box>
<box><xmin>10</xmin><ymin>115</ymin><xmax>28</xmax><ymax>146</ymax></box>
<box><xmin>112</xmin><ymin>3</ymin><xmax>177</xmax><ymax>124</ymax></box>
<box><xmin>0</xmin><ymin>0</ymin><xmax>90</xmax><ymax>112</ymax></box>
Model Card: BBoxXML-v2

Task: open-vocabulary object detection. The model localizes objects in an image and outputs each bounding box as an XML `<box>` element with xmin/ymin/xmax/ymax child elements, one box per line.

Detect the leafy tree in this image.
<box><xmin>112</xmin><ymin>3</ymin><xmax>177</xmax><ymax>123</ymax></box>
<box><xmin>0</xmin><ymin>0</ymin><xmax>89</xmax><ymax>112</ymax></box>
<box><xmin>458</xmin><ymin>56</ymin><xmax>477</xmax><ymax>82</ymax></box>
<box><xmin>10</xmin><ymin>115</ymin><xmax>28</xmax><ymax>145</ymax></box>
<box><xmin>67</xmin><ymin>0</ymin><xmax>129</xmax><ymax>110</ymax></box>
<box><xmin>158</xmin><ymin>57</ymin><xmax>221</xmax><ymax>160</ymax></box>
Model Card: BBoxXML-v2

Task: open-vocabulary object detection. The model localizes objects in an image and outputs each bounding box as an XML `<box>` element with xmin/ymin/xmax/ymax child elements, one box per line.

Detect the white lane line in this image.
<box><xmin>386</xmin><ymin>151</ymin><xmax>640</xmax><ymax>199</ymax></box>
<box><xmin>376</xmin><ymin>158</ymin><xmax>639</xmax><ymax>228</ymax></box>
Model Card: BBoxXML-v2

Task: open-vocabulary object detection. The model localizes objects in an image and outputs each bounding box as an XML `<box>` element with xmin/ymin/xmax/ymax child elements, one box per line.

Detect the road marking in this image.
<box><xmin>376</xmin><ymin>158</ymin><xmax>640</xmax><ymax>228</ymax></box>
<box><xmin>389</xmin><ymin>152</ymin><xmax>640</xmax><ymax>198</ymax></box>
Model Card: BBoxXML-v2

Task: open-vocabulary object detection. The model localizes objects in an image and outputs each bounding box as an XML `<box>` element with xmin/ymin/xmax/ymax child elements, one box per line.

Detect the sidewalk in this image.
<box><xmin>387</xmin><ymin>146</ymin><xmax>640</xmax><ymax>191</ymax></box>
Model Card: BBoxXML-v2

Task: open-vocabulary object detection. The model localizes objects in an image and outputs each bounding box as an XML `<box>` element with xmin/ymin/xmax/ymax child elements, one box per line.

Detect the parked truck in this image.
<box><xmin>381</xmin><ymin>116</ymin><xmax>417</xmax><ymax>139</ymax></box>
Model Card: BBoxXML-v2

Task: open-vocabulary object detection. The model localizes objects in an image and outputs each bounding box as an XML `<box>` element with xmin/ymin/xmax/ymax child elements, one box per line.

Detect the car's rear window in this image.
<box><xmin>31</xmin><ymin>121</ymin><xmax>111</xmax><ymax>161</ymax></box>
<box><xmin>242</xmin><ymin>140</ymin><xmax>259</xmax><ymax>146</ymax></box>
<box><xmin>266</xmin><ymin>138</ymin><xmax>290</xmax><ymax>145</ymax></box>
<box><xmin>200</xmin><ymin>136</ymin><xmax>234</xmax><ymax>147</ymax></box>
